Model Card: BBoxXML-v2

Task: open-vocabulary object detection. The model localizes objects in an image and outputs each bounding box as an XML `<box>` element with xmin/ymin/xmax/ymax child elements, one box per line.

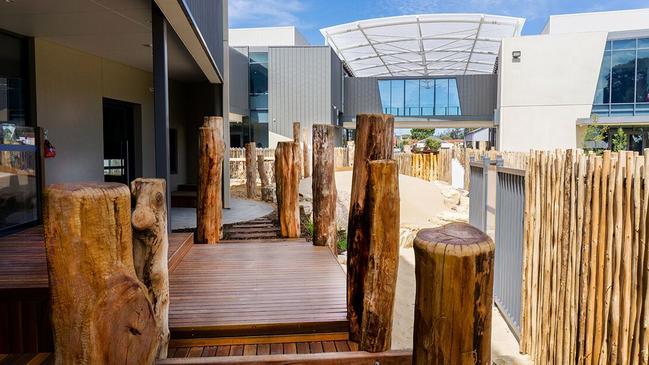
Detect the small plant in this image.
<box><xmin>425</xmin><ymin>137</ymin><xmax>441</xmax><ymax>152</ymax></box>
<box><xmin>305</xmin><ymin>218</ymin><xmax>314</xmax><ymax>240</ymax></box>
<box><xmin>583</xmin><ymin>114</ymin><xmax>608</xmax><ymax>154</ymax></box>
<box><xmin>611</xmin><ymin>127</ymin><xmax>628</xmax><ymax>152</ymax></box>
<box><xmin>336</xmin><ymin>230</ymin><xmax>347</xmax><ymax>253</ymax></box>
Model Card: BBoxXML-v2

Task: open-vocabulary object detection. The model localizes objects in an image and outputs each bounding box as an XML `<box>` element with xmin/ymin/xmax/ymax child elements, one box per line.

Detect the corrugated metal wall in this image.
<box><xmin>330</xmin><ymin>49</ymin><xmax>343</xmax><ymax>124</ymax></box>
<box><xmin>268</xmin><ymin>46</ymin><xmax>333</xmax><ymax>139</ymax></box>
<box><xmin>343</xmin><ymin>77</ymin><xmax>383</xmax><ymax>122</ymax></box>
<box><xmin>229</xmin><ymin>47</ymin><xmax>249</xmax><ymax>116</ymax></box>
<box><xmin>184</xmin><ymin>0</ymin><xmax>224</xmax><ymax>72</ymax></box>
<box><xmin>456</xmin><ymin>74</ymin><xmax>497</xmax><ymax>118</ymax></box>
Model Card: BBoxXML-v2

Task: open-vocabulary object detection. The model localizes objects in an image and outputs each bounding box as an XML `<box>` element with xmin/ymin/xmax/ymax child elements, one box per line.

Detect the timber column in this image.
<box><xmin>44</xmin><ymin>183</ymin><xmax>159</xmax><ymax>365</ymax></box>
<box><xmin>275</xmin><ymin>141</ymin><xmax>301</xmax><ymax>238</ymax></box>
<box><xmin>197</xmin><ymin>116</ymin><xmax>226</xmax><ymax>244</ymax></box>
<box><xmin>413</xmin><ymin>222</ymin><xmax>495</xmax><ymax>365</ymax></box>
<box><xmin>245</xmin><ymin>142</ymin><xmax>257</xmax><ymax>198</ymax></box>
<box><xmin>347</xmin><ymin>113</ymin><xmax>394</xmax><ymax>342</ymax></box>
<box><xmin>312</xmin><ymin>124</ymin><xmax>337</xmax><ymax>249</ymax></box>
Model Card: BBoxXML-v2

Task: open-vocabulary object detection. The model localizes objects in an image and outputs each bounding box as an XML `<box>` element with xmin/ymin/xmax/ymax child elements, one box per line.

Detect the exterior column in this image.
<box><xmin>152</xmin><ymin>3</ymin><xmax>171</xmax><ymax>229</ymax></box>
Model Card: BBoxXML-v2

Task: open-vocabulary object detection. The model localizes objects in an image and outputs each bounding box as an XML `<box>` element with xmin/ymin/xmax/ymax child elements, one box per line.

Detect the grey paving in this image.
<box><xmin>170</xmin><ymin>198</ymin><xmax>275</xmax><ymax>231</ymax></box>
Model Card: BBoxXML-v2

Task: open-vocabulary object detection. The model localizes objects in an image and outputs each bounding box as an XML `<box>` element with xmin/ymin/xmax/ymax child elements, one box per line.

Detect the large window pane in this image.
<box><xmin>639</xmin><ymin>38</ymin><xmax>649</xmax><ymax>49</ymax></box>
<box><xmin>594</xmin><ymin>52</ymin><xmax>611</xmax><ymax>104</ymax></box>
<box><xmin>435</xmin><ymin>79</ymin><xmax>449</xmax><ymax>115</ymax></box>
<box><xmin>390</xmin><ymin>79</ymin><xmax>404</xmax><ymax>116</ymax></box>
<box><xmin>638</xmin><ymin>50</ymin><xmax>649</xmax><ymax>103</ymax></box>
<box><xmin>611</xmin><ymin>50</ymin><xmax>635</xmax><ymax>103</ymax></box>
<box><xmin>250</xmin><ymin>94</ymin><xmax>268</xmax><ymax>109</ymax></box>
<box><xmin>612</xmin><ymin>39</ymin><xmax>636</xmax><ymax>51</ymax></box>
<box><xmin>378</xmin><ymin>80</ymin><xmax>391</xmax><ymax>113</ymax></box>
<box><xmin>249</xmin><ymin>52</ymin><xmax>268</xmax><ymax>63</ymax></box>
<box><xmin>249</xmin><ymin>63</ymin><xmax>268</xmax><ymax>94</ymax></box>
<box><xmin>405</xmin><ymin>80</ymin><xmax>420</xmax><ymax>116</ymax></box>
<box><xmin>448</xmin><ymin>79</ymin><xmax>461</xmax><ymax>116</ymax></box>
<box><xmin>419</xmin><ymin>79</ymin><xmax>434</xmax><ymax>115</ymax></box>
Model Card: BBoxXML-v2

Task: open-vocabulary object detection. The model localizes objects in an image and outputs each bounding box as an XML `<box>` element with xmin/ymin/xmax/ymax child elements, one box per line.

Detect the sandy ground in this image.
<box><xmin>301</xmin><ymin>171</ymin><xmax>532</xmax><ymax>364</ymax></box>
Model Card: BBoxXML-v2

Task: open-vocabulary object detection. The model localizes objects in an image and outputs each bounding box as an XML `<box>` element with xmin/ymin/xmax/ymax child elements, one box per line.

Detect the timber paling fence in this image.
<box><xmin>395</xmin><ymin>150</ymin><xmax>453</xmax><ymax>184</ymax></box>
<box><xmin>229</xmin><ymin>147</ymin><xmax>354</xmax><ymax>180</ymax></box>
<box><xmin>520</xmin><ymin>149</ymin><xmax>649</xmax><ymax>365</ymax></box>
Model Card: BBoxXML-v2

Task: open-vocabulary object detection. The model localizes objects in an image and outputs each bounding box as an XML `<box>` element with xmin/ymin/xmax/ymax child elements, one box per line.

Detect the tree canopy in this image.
<box><xmin>410</xmin><ymin>128</ymin><xmax>436</xmax><ymax>140</ymax></box>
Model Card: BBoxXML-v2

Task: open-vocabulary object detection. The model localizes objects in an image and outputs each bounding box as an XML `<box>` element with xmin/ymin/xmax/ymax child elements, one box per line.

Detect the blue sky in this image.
<box><xmin>229</xmin><ymin>0</ymin><xmax>649</xmax><ymax>45</ymax></box>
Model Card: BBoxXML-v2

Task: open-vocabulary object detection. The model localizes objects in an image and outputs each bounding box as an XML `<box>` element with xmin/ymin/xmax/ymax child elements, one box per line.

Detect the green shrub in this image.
<box><xmin>337</xmin><ymin>230</ymin><xmax>347</xmax><ymax>253</ymax></box>
<box><xmin>612</xmin><ymin>127</ymin><xmax>628</xmax><ymax>152</ymax></box>
<box><xmin>425</xmin><ymin>137</ymin><xmax>441</xmax><ymax>152</ymax></box>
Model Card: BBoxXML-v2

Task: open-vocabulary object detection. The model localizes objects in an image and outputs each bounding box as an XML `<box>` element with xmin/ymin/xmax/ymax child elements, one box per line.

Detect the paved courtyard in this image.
<box><xmin>170</xmin><ymin>198</ymin><xmax>274</xmax><ymax>231</ymax></box>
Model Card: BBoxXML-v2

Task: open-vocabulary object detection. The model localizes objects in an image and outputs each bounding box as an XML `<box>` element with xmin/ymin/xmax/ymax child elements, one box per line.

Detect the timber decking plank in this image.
<box><xmin>283</xmin><ymin>343</ymin><xmax>297</xmax><ymax>354</ymax></box>
<box><xmin>0</xmin><ymin>227</ymin><xmax>193</xmax><ymax>290</ymax></box>
<box><xmin>269</xmin><ymin>343</ymin><xmax>283</xmax><ymax>355</ymax></box>
<box><xmin>296</xmin><ymin>343</ymin><xmax>310</xmax><ymax>354</ymax></box>
<box><xmin>169</xmin><ymin>241</ymin><xmax>347</xmax><ymax>338</ymax></box>
<box><xmin>215</xmin><ymin>346</ymin><xmax>230</xmax><ymax>357</ymax></box>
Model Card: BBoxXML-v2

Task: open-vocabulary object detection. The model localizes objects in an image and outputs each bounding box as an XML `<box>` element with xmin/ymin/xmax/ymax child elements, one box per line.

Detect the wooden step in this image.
<box><xmin>157</xmin><ymin>350</ymin><xmax>412</xmax><ymax>364</ymax></box>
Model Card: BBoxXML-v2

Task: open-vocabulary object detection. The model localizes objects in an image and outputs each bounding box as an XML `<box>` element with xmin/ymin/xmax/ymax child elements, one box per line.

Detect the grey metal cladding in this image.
<box><xmin>343</xmin><ymin>77</ymin><xmax>383</xmax><ymax>121</ymax></box>
<box><xmin>268</xmin><ymin>46</ymin><xmax>334</xmax><ymax>139</ymax></box>
<box><xmin>183</xmin><ymin>0</ymin><xmax>224</xmax><ymax>72</ymax></box>
<box><xmin>456</xmin><ymin>74</ymin><xmax>497</xmax><ymax>117</ymax></box>
<box><xmin>330</xmin><ymin>48</ymin><xmax>343</xmax><ymax>122</ymax></box>
<box><xmin>229</xmin><ymin>47</ymin><xmax>249</xmax><ymax>116</ymax></box>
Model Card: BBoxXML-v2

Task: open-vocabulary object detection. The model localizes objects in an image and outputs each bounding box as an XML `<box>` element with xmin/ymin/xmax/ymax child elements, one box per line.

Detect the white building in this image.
<box><xmin>496</xmin><ymin>8</ymin><xmax>649</xmax><ymax>151</ymax></box>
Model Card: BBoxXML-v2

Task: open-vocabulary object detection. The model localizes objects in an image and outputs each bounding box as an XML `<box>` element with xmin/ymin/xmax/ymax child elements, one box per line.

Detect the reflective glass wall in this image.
<box><xmin>593</xmin><ymin>38</ymin><xmax>649</xmax><ymax>116</ymax></box>
<box><xmin>248</xmin><ymin>52</ymin><xmax>269</xmax><ymax>147</ymax></box>
<box><xmin>379</xmin><ymin>78</ymin><xmax>461</xmax><ymax>117</ymax></box>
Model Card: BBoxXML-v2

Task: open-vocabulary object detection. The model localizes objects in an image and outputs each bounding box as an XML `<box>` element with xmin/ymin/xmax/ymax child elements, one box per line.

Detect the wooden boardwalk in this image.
<box><xmin>169</xmin><ymin>239</ymin><xmax>348</xmax><ymax>338</ymax></box>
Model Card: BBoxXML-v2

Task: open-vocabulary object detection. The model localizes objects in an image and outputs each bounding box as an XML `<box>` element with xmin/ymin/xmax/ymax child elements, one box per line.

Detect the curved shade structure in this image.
<box><xmin>321</xmin><ymin>14</ymin><xmax>524</xmax><ymax>77</ymax></box>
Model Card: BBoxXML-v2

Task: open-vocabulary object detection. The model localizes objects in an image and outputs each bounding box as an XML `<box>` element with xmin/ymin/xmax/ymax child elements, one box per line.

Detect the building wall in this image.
<box><xmin>268</xmin><ymin>46</ymin><xmax>333</xmax><ymax>143</ymax></box>
<box><xmin>456</xmin><ymin>74</ymin><xmax>497</xmax><ymax>118</ymax></box>
<box><xmin>229</xmin><ymin>27</ymin><xmax>309</xmax><ymax>47</ymax></box>
<box><xmin>229</xmin><ymin>47</ymin><xmax>249</xmax><ymax>116</ymax></box>
<box><xmin>343</xmin><ymin>77</ymin><xmax>383</xmax><ymax>121</ymax></box>
<box><xmin>543</xmin><ymin>8</ymin><xmax>649</xmax><ymax>35</ymax></box>
<box><xmin>497</xmin><ymin>31</ymin><xmax>608</xmax><ymax>151</ymax></box>
<box><xmin>35</xmin><ymin>38</ymin><xmax>155</xmax><ymax>185</ymax></box>
<box><xmin>35</xmin><ymin>38</ymin><xmax>195</xmax><ymax>192</ymax></box>
<box><xmin>184</xmin><ymin>0</ymin><xmax>225</xmax><ymax>72</ymax></box>
<box><xmin>330</xmin><ymin>48</ymin><xmax>343</xmax><ymax>124</ymax></box>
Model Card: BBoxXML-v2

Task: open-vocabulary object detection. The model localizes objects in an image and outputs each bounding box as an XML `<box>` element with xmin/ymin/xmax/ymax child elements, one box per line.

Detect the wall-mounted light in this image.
<box><xmin>512</xmin><ymin>50</ymin><xmax>521</xmax><ymax>63</ymax></box>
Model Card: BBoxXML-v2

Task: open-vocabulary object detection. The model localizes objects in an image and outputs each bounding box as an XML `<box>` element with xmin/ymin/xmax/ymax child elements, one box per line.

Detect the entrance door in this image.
<box><xmin>103</xmin><ymin>98</ymin><xmax>136</xmax><ymax>184</ymax></box>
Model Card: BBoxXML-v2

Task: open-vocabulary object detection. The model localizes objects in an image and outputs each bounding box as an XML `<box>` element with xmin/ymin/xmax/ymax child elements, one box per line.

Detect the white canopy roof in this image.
<box><xmin>321</xmin><ymin>14</ymin><xmax>524</xmax><ymax>77</ymax></box>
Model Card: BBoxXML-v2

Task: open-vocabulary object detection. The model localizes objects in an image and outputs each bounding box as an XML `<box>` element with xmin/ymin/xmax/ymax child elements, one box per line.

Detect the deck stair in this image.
<box><xmin>222</xmin><ymin>217</ymin><xmax>280</xmax><ymax>240</ymax></box>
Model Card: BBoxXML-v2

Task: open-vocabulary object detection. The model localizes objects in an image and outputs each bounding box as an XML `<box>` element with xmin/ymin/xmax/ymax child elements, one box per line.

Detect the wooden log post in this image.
<box><xmin>359</xmin><ymin>160</ymin><xmax>400</xmax><ymax>352</ymax></box>
<box><xmin>197</xmin><ymin>116</ymin><xmax>225</xmax><ymax>244</ymax></box>
<box><xmin>258</xmin><ymin>154</ymin><xmax>273</xmax><ymax>202</ymax></box>
<box><xmin>312</xmin><ymin>124</ymin><xmax>337</xmax><ymax>249</ymax></box>
<box><xmin>245</xmin><ymin>142</ymin><xmax>257</xmax><ymax>199</ymax></box>
<box><xmin>275</xmin><ymin>141</ymin><xmax>301</xmax><ymax>238</ymax></box>
<box><xmin>413</xmin><ymin>223</ymin><xmax>495</xmax><ymax>365</ymax></box>
<box><xmin>347</xmin><ymin>113</ymin><xmax>394</xmax><ymax>342</ymax></box>
<box><xmin>131</xmin><ymin>178</ymin><xmax>170</xmax><ymax>359</ymax></box>
<box><xmin>293</xmin><ymin>122</ymin><xmax>303</xmax><ymax>179</ymax></box>
<box><xmin>44</xmin><ymin>183</ymin><xmax>159</xmax><ymax>365</ymax></box>
<box><xmin>303</xmin><ymin>127</ymin><xmax>311</xmax><ymax>178</ymax></box>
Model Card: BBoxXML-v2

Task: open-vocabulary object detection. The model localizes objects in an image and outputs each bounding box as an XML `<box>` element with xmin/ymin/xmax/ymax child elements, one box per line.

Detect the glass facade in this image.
<box><xmin>379</xmin><ymin>78</ymin><xmax>461</xmax><ymax>117</ymax></box>
<box><xmin>248</xmin><ymin>52</ymin><xmax>269</xmax><ymax>147</ymax></box>
<box><xmin>593</xmin><ymin>38</ymin><xmax>649</xmax><ymax>116</ymax></box>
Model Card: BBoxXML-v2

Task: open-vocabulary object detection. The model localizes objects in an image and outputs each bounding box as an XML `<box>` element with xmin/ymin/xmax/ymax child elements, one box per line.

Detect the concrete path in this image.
<box><xmin>170</xmin><ymin>198</ymin><xmax>274</xmax><ymax>231</ymax></box>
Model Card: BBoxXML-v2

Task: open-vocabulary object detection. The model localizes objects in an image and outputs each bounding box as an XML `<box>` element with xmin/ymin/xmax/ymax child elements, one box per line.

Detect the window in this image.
<box><xmin>378</xmin><ymin>78</ymin><xmax>461</xmax><ymax>117</ymax></box>
<box><xmin>593</xmin><ymin>38</ymin><xmax>649</xmax><ymax>117</ymax></box>
<box><xmin>248</xmin><ymin>52</ymin><xmax>269</xmax><ymax>142</ymax></box>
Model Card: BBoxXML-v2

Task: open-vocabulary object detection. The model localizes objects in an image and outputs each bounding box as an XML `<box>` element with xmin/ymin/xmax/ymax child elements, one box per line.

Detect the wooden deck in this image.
<box><xmin>169</xmin><ymin>239</ymin><xmax>348</xmax><ymax>338</ymax></box>
<box><xmin>0</xmin><ymin>226</ymin><xmax>194</xmax><ymax>291</ymax></box>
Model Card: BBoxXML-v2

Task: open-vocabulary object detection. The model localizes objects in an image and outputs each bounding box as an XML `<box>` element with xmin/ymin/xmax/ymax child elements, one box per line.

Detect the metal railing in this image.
<box><xmin>493</xmin><ymin>158</ymin><xmax>525</xmax><ymax>338</ymax></box>
<box><xmin>468</xmin><ymin>156</ymin><xmax>489</xmax><ymax>232</ymax></box>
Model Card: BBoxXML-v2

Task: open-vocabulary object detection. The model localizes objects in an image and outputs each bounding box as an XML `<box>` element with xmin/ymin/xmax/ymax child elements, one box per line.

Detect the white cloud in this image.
<box><xmin>229</xmin><ymin>0</ymin><xmax>307</xmax><ymax>27</ymax></box>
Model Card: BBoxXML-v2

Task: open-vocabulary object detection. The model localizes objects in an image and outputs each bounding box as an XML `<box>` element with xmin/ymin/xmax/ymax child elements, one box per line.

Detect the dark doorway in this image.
<box><xmin>103</xmin><ymin>98</ymin><xmax>138</xmax><ymax>184</ymax></box>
